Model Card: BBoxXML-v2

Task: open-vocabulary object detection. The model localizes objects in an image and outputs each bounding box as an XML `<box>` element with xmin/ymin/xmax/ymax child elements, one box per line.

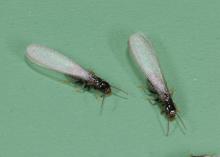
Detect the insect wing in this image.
<box><xmin>128</xmin><ymin>33</ymin><xmax>168</xmax><ymax>94</ymax></box>
<box><xmin>26</xmin><ymin>44</ymin><xmax>90</xmax><ymax>80</ymax></box>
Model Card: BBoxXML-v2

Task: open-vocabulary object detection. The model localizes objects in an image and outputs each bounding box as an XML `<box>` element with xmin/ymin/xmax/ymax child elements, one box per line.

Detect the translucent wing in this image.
<box><xmin>128</xmin><ymin>33</ymin><xmax>168</xmax><ymax>94</ymax></box>
<box><xmin>26</xmin><ymin>44</ymin><xmax>90</xmax><ymax>80</ymax></box>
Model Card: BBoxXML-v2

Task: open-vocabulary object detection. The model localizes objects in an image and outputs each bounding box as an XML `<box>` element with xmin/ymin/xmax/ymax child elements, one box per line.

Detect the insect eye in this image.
<box><xmin>169</xmin><ymin>110</ymin><xmax>176</xmax><ymax>117</ymax></box>
<box><xmin>100</xmin><ymin>81</ymin><xmax>107</xmax><ymax>87</ymax></box>
<box><xmin>165</xmin><ymin>106</ymin><xmax>170</xmax><ymax>112</ymax></box>
<box><xmin>99</xmin><ymin>82</ymin><xmax>104</xmax><ymax>88</ymax></box>
<box><xmin>100</xmin><ymin>82</ymin><xmax>111</xmax><ymax>94</ymax></box>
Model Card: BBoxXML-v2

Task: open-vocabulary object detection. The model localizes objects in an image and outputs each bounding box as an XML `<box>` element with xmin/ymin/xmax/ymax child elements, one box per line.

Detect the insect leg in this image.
<box><xmin>166</xmin><ymin>120</ymin><xmax>170</xmax><ymax>136</ymax></box>
<box><xmin>99</xmin><ymin>95</ymin><xmax>105</xmax><ymax>115</ymax></box>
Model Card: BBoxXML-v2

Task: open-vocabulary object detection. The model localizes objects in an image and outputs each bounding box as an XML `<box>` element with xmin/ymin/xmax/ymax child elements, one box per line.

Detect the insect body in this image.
<box><xmin>26</xmin><ymin>44</ymin><xmax>111</xmax><ymax>96</ymax></box>
<box><xmin>70</xmin><ymin>72</ymin><xmax>111</xmax><ymax>95</ymax></box>
<box><xmin>128</xmin><ymin>33</ymin><xmax>184</xmax><ymax>134</ymax></box>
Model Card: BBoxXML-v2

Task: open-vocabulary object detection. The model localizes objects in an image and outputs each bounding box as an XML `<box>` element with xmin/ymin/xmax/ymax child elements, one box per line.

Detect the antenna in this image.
<box><xmin>112</xmin><ymin>92</ymin><xmax>128</xmax><ymax>100</ymax></box>
<box><xmin>111</xmin><ymin>85</ymin><xmax>128</xmax><ymax>95</ymax></box>
<box><xmin>176</xmin><ymin>113</ymin><xmax>186</xmax><ymax>129</ymax></box>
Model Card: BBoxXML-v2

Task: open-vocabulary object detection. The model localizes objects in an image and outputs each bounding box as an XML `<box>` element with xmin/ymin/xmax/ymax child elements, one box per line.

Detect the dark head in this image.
<box><xmin>98</xmin><ymin>80</ymin><xmax>111</xmax><ymax>95</ymax></box>
<box><xmin>90</xmin><ymin>74</ymin><xmax>112</xmax><ymax>95</ymax></box>
<box><xmin>164</xmin><ymin>96</ymin><xmax>176</xmax><ymax>120</ymax></box>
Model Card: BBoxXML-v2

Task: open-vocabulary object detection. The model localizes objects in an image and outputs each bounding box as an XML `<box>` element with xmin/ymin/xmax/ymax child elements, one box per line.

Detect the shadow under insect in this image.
<box><xmin>24</xmin><ymin>42</ymin><xmax>130</xmax><ymax>119</ymax></box>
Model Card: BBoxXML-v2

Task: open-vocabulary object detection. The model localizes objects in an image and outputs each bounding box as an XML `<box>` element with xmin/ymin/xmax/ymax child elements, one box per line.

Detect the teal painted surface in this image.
<box><xmin>0</xmin><ymin>0</ymin><xmax>220</xmax><ymax>156</ymax></box>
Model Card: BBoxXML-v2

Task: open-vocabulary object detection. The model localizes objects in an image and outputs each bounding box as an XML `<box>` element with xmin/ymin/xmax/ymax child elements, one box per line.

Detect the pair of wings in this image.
<box><xmin>128</xmin><ymin>33</ymin><xmax>168</xmax><ymax>95</ymax></box>
<box><xmin>26</xmin><ymin>33</ymin><xmax>168</xmax><ymax>95</ymax></box>
<box><xmin>26</xmin><ymin>44</ymin><xmax>90</xmax><ymax>80</ymax></box>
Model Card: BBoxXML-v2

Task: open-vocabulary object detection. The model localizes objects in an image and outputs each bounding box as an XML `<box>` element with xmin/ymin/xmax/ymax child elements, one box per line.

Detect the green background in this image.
<box><xmin>0</xmin><ymin>0</ymin><xmax>220</xmax><ymax>156</ymax></box>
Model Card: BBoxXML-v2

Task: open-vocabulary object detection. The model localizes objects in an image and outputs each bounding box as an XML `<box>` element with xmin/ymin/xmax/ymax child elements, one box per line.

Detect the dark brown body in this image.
<box><xmin>162</xmin><ymin>93</ymin><xmax>177</xmax><ymax>120</ymax></box>
<box><xmin>68</xmin><ymin>73</ymin><xmax>111</xmax><ymax>95</ymax></box>
<box><xmin>147</xmin><ymin>80</ymin><xmax>177</xmax><ymax>120</ymax></box>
